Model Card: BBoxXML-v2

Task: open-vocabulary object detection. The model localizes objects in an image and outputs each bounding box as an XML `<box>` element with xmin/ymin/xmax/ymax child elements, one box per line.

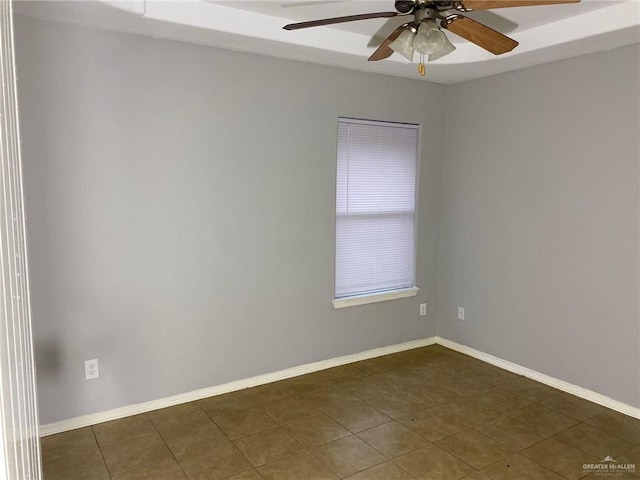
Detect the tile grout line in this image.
<box><xmin>195</xmin><ymin>399</ymin><xmax>266</xmax><ymax>480</ymax></box>
<box><xmin>198</xmin><ymin>393</ymin><xmax>307</xmax><ymax>479</ymax></box>
<box><xmin>498</xmin><ymin>434</ymin><xmax>566</xmax><ymax>479</ymax></box>
<box><xmin>146</xmin><ymin>411</ymin><xmax>190</xmax><ymax>480</ymax></box>
<box><xmin>387</xmin><ymin>458</ymin><xmax>420</xmax><ymax>480</ymax></box>
<box><xmin>421</xmin><ymin>442</ymin><xmax>480</xmax><ymax>476</ymax></box>
<box><xmin>201</xmin><ymin>398</ymin><xmax>284</xmax><ymax>479</ymax></box>
<box><xmin>88</xmin><ymin>424</ymin><xmax>111</xmax><ymax>480</ymax></box>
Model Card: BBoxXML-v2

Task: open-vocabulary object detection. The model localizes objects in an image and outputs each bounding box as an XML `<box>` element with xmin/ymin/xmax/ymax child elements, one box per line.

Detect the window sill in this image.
<box><xmin>332</xmin><ymin>286</ymin><xmax>420</xmax><ymax>309</ymax></box>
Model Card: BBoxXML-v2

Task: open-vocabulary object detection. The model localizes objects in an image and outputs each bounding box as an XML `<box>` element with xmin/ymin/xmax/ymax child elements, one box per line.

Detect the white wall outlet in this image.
<box><xmin>419</xmin><ymin>303</ymin><xmax>427</xmax><ymax>316</ymax></box>
<box><xmin>457</xmin><ymin>307</ymin><xmax>465</xmax><ymax>321</ymax></box>
<box><xmin>84</xmin><ymin>359</ymin><xmax>99</xmax><ymax>380</ymax></box>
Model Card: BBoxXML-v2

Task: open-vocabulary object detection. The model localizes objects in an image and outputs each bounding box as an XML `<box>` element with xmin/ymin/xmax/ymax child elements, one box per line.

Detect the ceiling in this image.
<box><xmin>218</xmin><ymin>0</ymin><xmax>615</xmax><ymax>40</ymax></box>
<box><xmin>14</xmin><ymin>0</ymin><xmax>640</xmax><ymax>83</ymax></box>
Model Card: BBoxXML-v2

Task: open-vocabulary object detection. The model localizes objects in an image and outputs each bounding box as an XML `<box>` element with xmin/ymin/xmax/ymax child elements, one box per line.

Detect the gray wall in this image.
<box><xmin>15</xmin><ymin>17</ymin><xmax>446</xmax><ymax>425</ymax></box>
<box><xmin>15</xmin><ymin>15</ymin><xmax>640</xmax><ymax>425</ymax></box>
<box><xmin>438</xmin><ymin>45</ymin><xmax>640</xmax><ymax>407</ymax></box>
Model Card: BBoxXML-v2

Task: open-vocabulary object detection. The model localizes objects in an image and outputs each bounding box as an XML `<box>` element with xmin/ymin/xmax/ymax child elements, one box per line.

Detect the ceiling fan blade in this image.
<box><xmin>458</xmin><ymin>0</ymin><xmax>579</xmax><ymax>11</ymax></box>
<box><xmin>442</xmin><ymin>15</ymin><xmax>518</xmax><ymax>55</ymax></box>
<box><xmin>368</xmin><ymin>24</ymin><xmax>410</xmax><ymax>61</ymax></box>
<box><xmin>283</xmin><ymin>11</ymin><xmax>398</xmax><ymax>30</ymax></box>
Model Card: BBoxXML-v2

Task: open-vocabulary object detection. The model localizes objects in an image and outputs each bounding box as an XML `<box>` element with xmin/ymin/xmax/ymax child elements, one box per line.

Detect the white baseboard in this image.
<box><xmin>39</xmin><ymin>336</ymin><xmax>437</xmax><ymax>436</ymax></box>
<box><xmin>436</xmin><ymin>337</ymin><xmax>640</xmax><ymax>419</ymax></box>
<box><xmin>40</xmin><ymin>334</ymin><xmax>639</xmax><ymax>436</ymax></box>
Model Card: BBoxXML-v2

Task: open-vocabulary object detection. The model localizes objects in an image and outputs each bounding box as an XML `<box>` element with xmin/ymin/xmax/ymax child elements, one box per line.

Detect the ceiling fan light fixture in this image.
<box><xmin>429</xmin><ymin>33</ymin><xmax>456</xmax><ymax>61</ymax></box>
<box><xmin>413</xmin><ymin>20</ymin><xmax>446</xmax><ymax>55</ymax></box>
<box><xmin>389</xmin><ymin>28</ymin><xmax>416</xmax><ymax>62</ymax></box>
<box><xmin>282</xmin><ymin>0</ymin><xmax>581</xmax><ymax>74</ymax></box>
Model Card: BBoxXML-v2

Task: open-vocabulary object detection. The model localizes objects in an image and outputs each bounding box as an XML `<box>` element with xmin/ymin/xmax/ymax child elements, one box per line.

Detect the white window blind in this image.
<box><xmin>335</xmin><ymin>118</ymin><xmax>418</xmax><ymax>299</ymax></box>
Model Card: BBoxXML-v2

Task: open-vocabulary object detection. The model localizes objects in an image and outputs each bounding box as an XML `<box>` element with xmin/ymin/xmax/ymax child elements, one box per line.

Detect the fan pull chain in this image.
<box><xmin>418</xmin><ymin>54</ymin><xmax>426</xmax><ymax>76</ymax></box>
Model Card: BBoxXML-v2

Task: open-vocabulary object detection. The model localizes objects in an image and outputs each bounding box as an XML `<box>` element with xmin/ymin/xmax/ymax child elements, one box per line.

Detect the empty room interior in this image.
<box><xmin>3</xmin><ymin>0</ymin><xmax>640</xmax><ymax>478</ymax></box>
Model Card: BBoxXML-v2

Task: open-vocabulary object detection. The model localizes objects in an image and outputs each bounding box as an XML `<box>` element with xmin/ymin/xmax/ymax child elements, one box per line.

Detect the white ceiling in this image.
<box><xmin>14</xmin><ymin>0</ymin><xmax>640</xmax><ymax>83</ymax></box>
<box><xmin>217</xmin><ymin>0</ymin><xmax>616</xmax><ymax>39</ymax></box>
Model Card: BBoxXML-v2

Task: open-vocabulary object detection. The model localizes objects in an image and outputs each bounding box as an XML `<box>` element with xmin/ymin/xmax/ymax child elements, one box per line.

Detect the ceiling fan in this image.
<box><xmin>283</xmin><ymin>0</ymin><xmax>580</xmax><ymax>75</ymax></box>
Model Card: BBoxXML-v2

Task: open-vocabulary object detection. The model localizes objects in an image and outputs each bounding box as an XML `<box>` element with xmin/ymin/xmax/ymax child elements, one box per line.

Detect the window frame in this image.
<box><xmin>332</xmin><ymin>117</ymin><xmax>421</xmax><ymax>309</ymax></box>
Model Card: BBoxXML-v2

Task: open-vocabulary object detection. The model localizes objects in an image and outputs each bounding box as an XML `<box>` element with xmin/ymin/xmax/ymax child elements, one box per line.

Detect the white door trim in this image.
<box><xmin>0</xmin><ymin>1</ymin><xmax>42</xmax><ymax>477</ymax></box>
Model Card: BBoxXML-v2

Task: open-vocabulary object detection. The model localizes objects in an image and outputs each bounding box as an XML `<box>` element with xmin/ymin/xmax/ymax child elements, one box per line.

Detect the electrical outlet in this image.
<box><xmin>84</xmin><ymin>359</ymin><xmax>99</xmax><ymax>380</ymax></box>
<box><xmin>419</xmin><ymin>303</ymin><xmax>427</xmax><ymax>316</ymax></box>
<box><xmin>457</xmin><ymin>307</ymin><xmax>465</xmax><ymax>321</ymax></box>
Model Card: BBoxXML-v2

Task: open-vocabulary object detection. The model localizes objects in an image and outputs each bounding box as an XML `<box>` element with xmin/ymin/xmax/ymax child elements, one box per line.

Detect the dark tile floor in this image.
<box><xmin>40</xmin><ymin>345</ymin><xmax>640</xmax><ymax>480</ymax></box>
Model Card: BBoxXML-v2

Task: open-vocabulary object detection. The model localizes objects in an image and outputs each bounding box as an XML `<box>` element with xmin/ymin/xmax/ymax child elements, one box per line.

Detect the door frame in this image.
<box><xmin>0</xmin><ymin>0</ymin><xmax>42</xmax><ymax>478</ymax></box>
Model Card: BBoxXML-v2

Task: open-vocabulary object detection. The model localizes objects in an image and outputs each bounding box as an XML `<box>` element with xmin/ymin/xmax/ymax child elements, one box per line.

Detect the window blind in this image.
<box><xmin>335</xmin><ymin>118</ymin><xmax>418</xmax><ymax>299</ymax></box>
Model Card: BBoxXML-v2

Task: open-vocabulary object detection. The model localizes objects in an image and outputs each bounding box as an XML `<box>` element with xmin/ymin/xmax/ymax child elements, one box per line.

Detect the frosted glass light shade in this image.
<box><xmin>413</xmin><ymin>20</ymin><xmax>446</xmax><ymax>55</ymax></box>
<box><xmin>389</xmin><ymin>29</ymin><xmax>415</xmax><ymax>61</ymax></box>
<box><xmin>429</xmin><ymin>33</ymin><xmax>456</xmax><ymax>61</ymax></box>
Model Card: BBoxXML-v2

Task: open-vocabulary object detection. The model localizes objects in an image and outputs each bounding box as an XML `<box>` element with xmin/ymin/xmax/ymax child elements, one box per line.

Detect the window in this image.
<box><xmin>334</xmin><ymin>118</ymin><xmax>419</xmax><ymax>308</ymax></box>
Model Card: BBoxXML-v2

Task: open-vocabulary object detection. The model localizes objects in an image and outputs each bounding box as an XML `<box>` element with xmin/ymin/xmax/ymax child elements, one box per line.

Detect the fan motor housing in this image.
<box><xmin>414</xmin><ymin>7</ymin><xmax>437</xmax><ymax>22</ymax></box>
